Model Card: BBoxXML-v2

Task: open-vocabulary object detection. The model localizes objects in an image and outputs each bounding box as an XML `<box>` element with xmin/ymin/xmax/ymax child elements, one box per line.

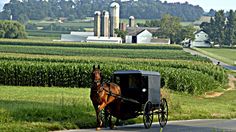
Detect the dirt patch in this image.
<box><xmin>204</xmin><ymin>74</ymin><xmax>236</xmax><ymax>98</ymax></box>
<box><xmin>205</xmin><ymin>92</ymin><xmax>223</xmax><ymax>98</ymax></box>
<box><xmin>226</xmin><ymin>75</ymin><xmax>236</xmax><ymax>91</ymax></box>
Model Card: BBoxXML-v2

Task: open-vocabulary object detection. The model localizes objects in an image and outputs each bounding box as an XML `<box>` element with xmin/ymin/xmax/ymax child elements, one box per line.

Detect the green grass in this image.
<box><xmin>1</xmin><ymin>86</ymin><xmax>236</xmax><ymax>131</ymax></box>
<box><xmin>196</xmin><ymin>48</ymin><xmax>236</xmax><ymax>66</ymax></box>
<box><xmin>0</xmin><ymin>86</ymin><xmax>95</xmax><ymax>131</ymax></box>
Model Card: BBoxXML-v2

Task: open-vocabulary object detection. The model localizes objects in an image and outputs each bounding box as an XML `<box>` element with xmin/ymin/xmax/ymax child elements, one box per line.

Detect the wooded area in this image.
<box><xmin>201</xmin><ymin>10</ymin><xmax>236</xmax><ymax>47</ymax></box>
<box><xmin>0</xmin><ymin>0</ymin><xmax>204</xmax><ymax>23</ymax></box>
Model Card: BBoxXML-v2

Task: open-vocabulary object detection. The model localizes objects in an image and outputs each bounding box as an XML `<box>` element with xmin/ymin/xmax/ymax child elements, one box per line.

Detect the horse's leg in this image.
<box><xmin>97</xmin><ymin>102</ymin><xmax>107</xmax><ymax>112</ymax></box>
<box><xmin>93</xmin><ymin>103</ymin><xmax>102</xmax><ymax>131</ymax></box>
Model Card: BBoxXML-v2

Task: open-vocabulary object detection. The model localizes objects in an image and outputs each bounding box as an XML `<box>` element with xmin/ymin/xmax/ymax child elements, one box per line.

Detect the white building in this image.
<box><xmin>191</xmin><ymin>30</ymin><xmax>211</xmax><ymax>47</ymax></box>
<box><xmin>60</xmin><ymin>32</ymin><xmax>94</xmax><ymax>42</ymax></box>
<box><xmin>86</xmin><ymin>36</ymin><xmax>122</xmax><ymax>43</ymax></box>
<box><xmin>126</xmin><ymin>29</ymin><xmax>152</xmax><ymax>44</ymax></box>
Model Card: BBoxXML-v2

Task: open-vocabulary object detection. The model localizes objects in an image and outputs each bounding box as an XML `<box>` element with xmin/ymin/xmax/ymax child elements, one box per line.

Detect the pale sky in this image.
<box><xmin>161</xmin><ymin>0</ymin><xmax>236</xmax><ymax>11</ymax></box>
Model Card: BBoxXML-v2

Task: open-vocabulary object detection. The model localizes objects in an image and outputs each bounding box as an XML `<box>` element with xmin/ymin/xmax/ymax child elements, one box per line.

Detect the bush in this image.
<box><xmin>0</xmin><ymin>21</ymin><xmax>27</xmax><ymax>39</ymax></box>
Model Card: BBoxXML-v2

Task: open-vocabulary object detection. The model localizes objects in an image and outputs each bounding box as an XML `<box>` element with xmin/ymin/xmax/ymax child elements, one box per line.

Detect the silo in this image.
<box><xmin>94</xmin><ymin>11</ymin><xmax>101</xmax><ymax>37</ymax></box>
<box><xmin>129</xmin><ymin>16</ymin><xmax>135</xmax><ymax>27</ymax></box>
<box><xmin>110</xmin><ymin>2</ymin><xmax>120</xmax><ymax>37</ymax></box>
<box><xmin>119</xmin><ymin>22</ymin><xmax>127</xmax><ymax>31</ymax></box>
<box><xmin>101</xmin><ymin>10</ymin><xmax>110</xmax><ymax>37</ymax></box>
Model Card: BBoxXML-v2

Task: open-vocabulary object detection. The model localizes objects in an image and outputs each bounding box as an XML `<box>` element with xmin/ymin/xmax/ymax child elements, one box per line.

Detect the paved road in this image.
<box><xmin>55</xmin><ymin>119</ymin><xmax>236</xmax><ymax>132</ymax></box>
<box><xmin>183</xmin><ymin>48</ymin><xmax>236</xmax><ymax>71</ymax></box>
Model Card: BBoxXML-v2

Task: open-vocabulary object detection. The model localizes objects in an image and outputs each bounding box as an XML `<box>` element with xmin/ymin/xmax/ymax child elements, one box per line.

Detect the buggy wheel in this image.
<box><xmin>143</xmin><ymin>101</ymin><xmax>153</xmax><ymax>129</ymax></box>
<box><xmin>158</xmin><ymin>98</ymin><xmax>168</xmax><ymax>128</ymax></box>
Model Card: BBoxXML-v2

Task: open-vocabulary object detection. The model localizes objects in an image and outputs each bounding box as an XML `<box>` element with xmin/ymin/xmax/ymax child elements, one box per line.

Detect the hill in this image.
<box><xmin>0</xmin><ymin>0</ymin><xmax>204</xmax><ymax>22</ymax></box>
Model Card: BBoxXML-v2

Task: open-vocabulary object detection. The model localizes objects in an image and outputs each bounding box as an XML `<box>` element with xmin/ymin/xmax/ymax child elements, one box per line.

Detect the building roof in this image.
<box><xmin>129</xmin><ymin>16</ymin><xmax>135</xmax><ymax>19</ymax></box>
<box><xmin>126</xmin><ymin>27</ymin><xmax>159</xmax><ymax>36</ymax></box>
<box><xmin>94</xmin><ymin>11</ymin><xmax>101</xmax><ymax>15</ymax></box>
<box><xmin>114</xmin><ymin>70</ymin><xmax>160</xmax><ymax>76</ymax></box>
<box><xmin>126</xmin><ymin>29</ymin><xmax>146</xmax><ymax>36</ymax></box>
<box><xmin>194</xmin><ymin>30</ymin><xmax>207</xmax><ymax>35</ymax></box>
<box><xmin>110</xmin><ymin>2</ymin><xmax>120</xmax><ymax>8</ymax></box>
<box><xmin>86</xmin><ymin>36</ymin><xmax>122</xmax><ymax>43</ymax></box>
<box><xmin>70</xmin><ymin>32</ymin><xmax>94</xmax><ymax>36</ymax></box>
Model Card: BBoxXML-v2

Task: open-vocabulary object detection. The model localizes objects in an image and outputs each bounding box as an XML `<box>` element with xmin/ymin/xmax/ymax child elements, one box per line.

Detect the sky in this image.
<box><xmin>161</xmin><ymin>0</ymin><xmax>236</xmax><ymax>11</ymax></box>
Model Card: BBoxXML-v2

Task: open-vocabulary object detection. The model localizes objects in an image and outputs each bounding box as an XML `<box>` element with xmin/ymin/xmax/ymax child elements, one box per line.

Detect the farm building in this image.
<box><xmin>191</xmin><ymin>30</ymin><xmax>211</xmax><ymax>47</ymax></box>
<box><xmin>60</xmin><ymin>32</ymin><xmax>94</xmax><ymax>42</ymax></box>
<box><xmin>125</xmin><ymin>27</ymin><xmax>162</xmax><ymax>44</ymax></box>
<box><xmin>86</xmin><ymin>36</ymin><xmax>122</xmax><ymax>43</ymax></box>
<box><xmin>125</xmin><ymin>29</ymin><xmax>152</xmax><ymax>44</ymax></box>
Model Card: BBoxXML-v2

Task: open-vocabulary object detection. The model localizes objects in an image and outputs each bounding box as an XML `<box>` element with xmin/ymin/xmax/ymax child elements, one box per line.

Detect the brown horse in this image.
<box><xmin>90</xmin><ymin>65</ymin><xmax>121</xmax><ymax>130</ymax></box>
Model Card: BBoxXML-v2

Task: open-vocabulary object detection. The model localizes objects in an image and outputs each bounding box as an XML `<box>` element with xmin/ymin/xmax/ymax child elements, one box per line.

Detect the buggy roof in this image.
<box><xmin>113</xmin><ymin>70</ymin><xmax>160</xmax><ymax>76</ymax></box>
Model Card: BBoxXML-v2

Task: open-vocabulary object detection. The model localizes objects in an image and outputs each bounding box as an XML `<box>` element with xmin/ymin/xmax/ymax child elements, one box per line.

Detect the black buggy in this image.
<box><xmin>103</xmin><ymin>70</ymin><xmax>168</xmax><ymax>129</ymax></box>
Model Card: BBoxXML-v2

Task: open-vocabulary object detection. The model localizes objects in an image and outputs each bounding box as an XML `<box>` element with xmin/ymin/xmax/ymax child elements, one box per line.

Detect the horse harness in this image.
<box><xmin>97</xmin><ymin>83</ymin><xmax>120</xmax><ymax>101</ymax></box>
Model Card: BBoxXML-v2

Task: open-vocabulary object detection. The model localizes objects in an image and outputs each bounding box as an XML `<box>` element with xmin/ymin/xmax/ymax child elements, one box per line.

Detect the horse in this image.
<box><xmin>90</xmin><ymin>65</ymin><xmax>121</xmax><ymax>130</ymax></box>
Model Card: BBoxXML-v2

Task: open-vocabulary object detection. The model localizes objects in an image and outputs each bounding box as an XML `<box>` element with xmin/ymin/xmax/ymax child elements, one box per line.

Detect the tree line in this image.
<box><xmin>138</xmin><ymin>15</ymin><xmax>195</xmax><ymax>44</ymax></box>
<box><xmin>201</xmin><ymin>10</ymin><xmax>236</xmax><ymax>47</ymax></box>
<box><xmin>0</xmin><ymin>0</ymin><xmax>204</xmax><ymax>23</ymax></box>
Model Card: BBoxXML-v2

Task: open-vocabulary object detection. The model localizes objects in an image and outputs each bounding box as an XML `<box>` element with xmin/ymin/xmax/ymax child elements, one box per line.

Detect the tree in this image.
<box><xmin>176</xmin><ymin>25</ymin><xmax>195</xmax><ymax>44</ymax></box>
<box><xmin>224</xmin><ymin>10</ymin><xmax>236</xmax><ymax>47</ymax></box>
<box><xmin>0</xmin><ymin>20</ymin><xmax>27</xmax><ymax>39</ymax></box>
<box><xmin>115</xmin><ymin>29</ymin><xmax>127</xmax><ymax>43</ymax></box>
<box><xmin>160</xmin><ymin>14</ymin><xmax>181</xmax><ymax>44</ymax></box>
<box><xmin>214</xmin><ymin>10</ymin><xmax>225</xmax><ymax>47</ymax></box>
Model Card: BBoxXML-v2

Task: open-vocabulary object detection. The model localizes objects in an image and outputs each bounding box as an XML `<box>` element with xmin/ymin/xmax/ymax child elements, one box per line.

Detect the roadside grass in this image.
<box><xmin>194</xmin><ymin>48</ymin><xmax>236</xmax><ymax>66</ymax></box>
<box><xmin>134</xmin><ymin>88</ymin><xmax>236</xmax><ymax>124</ymax></box>
<box><xmin>0</xmin><ymin>86</ymin><xmax>95</xmax><ymax>132</ymax></box>
<box><xmin>1</xmin><ymin>86</ymin><xmax>236</xmax><ymax>131</ymax></box>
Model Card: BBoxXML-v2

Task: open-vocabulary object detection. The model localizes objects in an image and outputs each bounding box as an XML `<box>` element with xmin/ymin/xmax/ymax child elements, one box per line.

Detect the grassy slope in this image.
<box><xmin>196</xmin><ymin>48</ymin><xmax>236</xmax><ymax>66</ymax></box>
<box><xmin>0</xmin><ymin>86</ymin><xmax>236</xmax><ymax>131</ymax></box>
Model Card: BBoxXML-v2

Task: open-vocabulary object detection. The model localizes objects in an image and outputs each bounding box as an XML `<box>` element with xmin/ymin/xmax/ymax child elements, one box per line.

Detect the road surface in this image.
<box><xmin>183</xmin><ymin>48</ymin><xmax>236</xmax><ymax>71</ymax></box>
<box><xmin>55</xmin><ymin>119</ymin><xmax>236</xmax><ymax>132</ymax></box>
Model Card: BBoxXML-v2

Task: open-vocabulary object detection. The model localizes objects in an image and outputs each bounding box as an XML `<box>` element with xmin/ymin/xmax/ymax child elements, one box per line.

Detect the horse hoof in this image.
<box><xmin>96</xmin><ymin>127</ymin><xmax>101</xmax><ymax>131</ymax></box>
<box><xmin>110</xmin><ymin>125</ymin><xmax>117</xmax><ymax>130</ymax></box>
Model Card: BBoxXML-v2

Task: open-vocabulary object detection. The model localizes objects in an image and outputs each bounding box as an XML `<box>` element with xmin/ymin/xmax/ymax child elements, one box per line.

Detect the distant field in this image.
<box><xmin>30</xmin><ymin>19</ymin><xmax>93</xmax><ymax>28</ymax></box>
<box><xmin>197</xmin><ymin>48</ymin><xmax>236</xmax><ymax>66</ymax></box>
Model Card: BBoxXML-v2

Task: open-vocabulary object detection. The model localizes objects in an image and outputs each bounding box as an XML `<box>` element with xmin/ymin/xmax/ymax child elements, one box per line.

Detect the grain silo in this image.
<box><xmin>94</xmin><ymin>11</ymin><xmax>101</xmax><ymax>37</ymax></box>
<box><xmin>110</xmin><ymin>2</ymin><xmax>120</xmax><ymax>37</ymax></box>
<box><xmin>101</xmin><ymin>10</ymin><xmax>110</xmax><ymax>37</ymax></box>
<box><xmin>119</xmin><ymin>22</ymin><xmax>127</xmax><ymax>31</ymax></box>
<box><xmin>129</xmin><ymin>16</ymin><xmax>135</xmax><ymax>27</ymax></box>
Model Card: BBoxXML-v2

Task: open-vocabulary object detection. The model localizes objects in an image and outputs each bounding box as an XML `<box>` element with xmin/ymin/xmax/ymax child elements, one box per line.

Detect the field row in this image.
<box><xmin>0</xmin><ymin>61</ymin><xmax>224</xmax><ymax>94</ymax></box>
<box><xmin>0</xmin><ymin>53</ymin><xmax>226</xmax><ymax>84</ymax></box>
<box><xmin>0</xmin><ymin>45</ymin><xmax>209</xmax><ymax>61</ymax></box>
<box><xmin>0</xmin><ymin>39</ymin><xmax>183</xmax><ymax>50</ymax></box>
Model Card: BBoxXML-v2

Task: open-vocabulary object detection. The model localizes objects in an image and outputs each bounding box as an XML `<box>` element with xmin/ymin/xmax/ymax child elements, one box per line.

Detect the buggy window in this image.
<box><xmin>128</xmin><ymin>75</ymin><xmax>140</xmax><ymax>89</ymax></box>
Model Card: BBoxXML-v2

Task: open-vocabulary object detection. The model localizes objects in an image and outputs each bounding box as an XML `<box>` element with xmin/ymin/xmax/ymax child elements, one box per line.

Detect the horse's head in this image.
<box><xmin>92</xmin><ymin>65</ymin><xmax>102</xmax><ymax>84</ymax></box>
